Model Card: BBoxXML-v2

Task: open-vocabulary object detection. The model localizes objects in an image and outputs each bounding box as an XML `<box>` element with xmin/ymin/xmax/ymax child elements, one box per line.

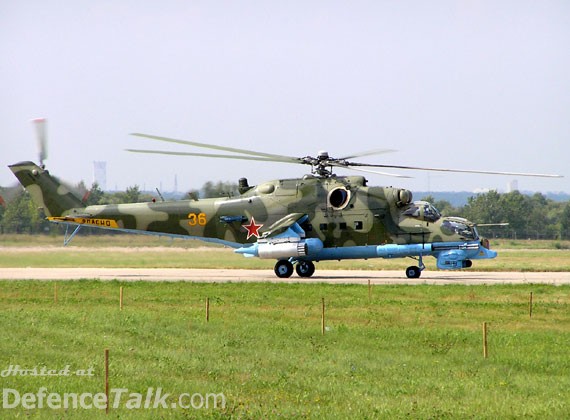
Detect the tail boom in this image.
<box><xmin>8</xmin><ymin>161</ymin><xmax>85</xmax><ymax>217</ymax></box>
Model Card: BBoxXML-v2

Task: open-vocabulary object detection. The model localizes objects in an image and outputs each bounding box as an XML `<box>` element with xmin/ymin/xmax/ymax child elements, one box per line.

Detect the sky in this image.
<box><xmin>1</xmin><ymin>0</ymin><xmax>569</xmax><ymax>195</ymax></box>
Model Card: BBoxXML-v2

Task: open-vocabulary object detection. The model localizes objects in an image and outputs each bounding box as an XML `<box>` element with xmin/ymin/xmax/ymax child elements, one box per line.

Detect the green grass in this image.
<box><xmin>2</xmin><ymin>234</ymin><xmax>569</xmax><ymax>249</ymax></box>
<box><xmin>491</xmin><ymin>239</ymin><xmax>570</xmax><ymax>250</ymax></box>
<box><xmin>0</xmin><ymin>233</ymin><xmax>225</xmax><ymax>248</ymax></box>
<box><xmin>1</xmin><ymin>281</ymin><xmax>569</xmax><ymax>418</ymax></box>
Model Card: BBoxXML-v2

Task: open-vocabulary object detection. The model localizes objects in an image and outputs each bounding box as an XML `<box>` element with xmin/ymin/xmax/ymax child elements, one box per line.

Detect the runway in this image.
<box><xmin>1</xmin><ymin>267</ymin><xmax>570</xmax><ymax>285</ymax></box>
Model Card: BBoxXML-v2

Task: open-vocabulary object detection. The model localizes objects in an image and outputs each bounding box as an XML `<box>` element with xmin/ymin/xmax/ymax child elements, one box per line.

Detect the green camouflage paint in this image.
<box><xmin>9</xmin><ymin>161</ymin><xmax>478</xmax><ymax>248</ymax></box>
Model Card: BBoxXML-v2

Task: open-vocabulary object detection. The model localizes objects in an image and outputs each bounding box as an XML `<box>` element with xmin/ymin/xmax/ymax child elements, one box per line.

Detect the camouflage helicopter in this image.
<box><xmin>8</xmin><ymin>121</ymin><xmax>562</xmax><ymax>278</ymax></box>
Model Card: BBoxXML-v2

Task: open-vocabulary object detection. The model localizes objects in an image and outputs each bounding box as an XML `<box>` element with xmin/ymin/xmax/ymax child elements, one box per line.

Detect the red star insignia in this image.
<box><xmin>242</xmin><ymin>217</ymin><xmax>263</xmax><ymax>240</ymax></box>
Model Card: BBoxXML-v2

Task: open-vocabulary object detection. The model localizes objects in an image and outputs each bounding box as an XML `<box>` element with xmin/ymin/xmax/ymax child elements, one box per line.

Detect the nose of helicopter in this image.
<box><xmin>478</xmin><ymin>237</ymin><xmax>498</xmax><ymax>259</ymax></box>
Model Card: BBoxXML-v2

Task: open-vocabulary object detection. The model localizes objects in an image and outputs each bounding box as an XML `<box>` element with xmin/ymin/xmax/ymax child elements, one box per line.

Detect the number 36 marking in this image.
<box><xmin>187</xmin><ymin>212</ymin><xmax>207</xmax><ymax>226</ymax></box>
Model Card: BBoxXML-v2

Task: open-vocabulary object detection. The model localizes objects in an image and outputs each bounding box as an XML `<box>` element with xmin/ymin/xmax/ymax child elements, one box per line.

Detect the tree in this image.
<box><xmin>462</xmin><ymin>190</ymin><xmax>503</xmax><ymax>224</ymax></box>
<box><xmin>84</xmin><ymin>183</ymin><xmax>106</xmax><ymax>205</ymax></box>
<box><xmin>526</xmin><ymin>193</ymin><xmax>550</xmax><ymax>239</ymax></box>
<box><xmin>499</xmin><ymin>191</ymin><xmax>528</xmax><ymax>237</ymax></box>
<box><xmin>104</xmin><ymin>185</ymin><xmax>153</xmax><ymax>204</ymax></box>
<box><xmin>201</xmin><ymin>181</ymin><xmax>239</xmax><ymax>198</ymax></box>
<box><xmin>561</xmin><ymin>203</ymin><xmax>570</xmax><ymax>240</ymax></box>
<box><xmin>419</xmin><ymin>195</ymin><xmax>455</xmax><ymax>216</ymax></box>
<box><xmin>0</xmin><ymin>193</ymin><xmax>6</xmax><ymax>230</ymax></box>
<box><xmin>125</xmin><ymin>185</ymin><xmax>141</xmax><ymax>203</ymax></box>
<box><xmin>0</xmin><ymin>190</ymin><xmax>49</xmax><ymax>233</ymax></box>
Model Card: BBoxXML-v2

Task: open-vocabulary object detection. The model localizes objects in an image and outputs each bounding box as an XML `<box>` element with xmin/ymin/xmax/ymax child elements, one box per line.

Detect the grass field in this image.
<box><xmin>1</xmin><ymin>233</ymin><xmax>570</xmax><ymax>272</ymax></box>
<box><xmin>1</xmin><ymin>281</ymin><xmax>569</xmax><ymax>418</ymax></box>
<box><xmin>1</xmin><ymin>234</ymin><xmax>569</xmax><ymax>418</ymax></box>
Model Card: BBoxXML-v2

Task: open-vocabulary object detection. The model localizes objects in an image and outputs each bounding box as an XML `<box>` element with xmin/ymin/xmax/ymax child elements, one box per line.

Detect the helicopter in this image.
<box><xmin>8</xmin><ymin>121</ymin><xmax>563</xmax><ymax>278</ymax></box>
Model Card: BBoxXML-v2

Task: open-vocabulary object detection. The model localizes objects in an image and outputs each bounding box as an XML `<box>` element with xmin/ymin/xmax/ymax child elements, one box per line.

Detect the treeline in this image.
<box><xmin>1</xmin><ymin>182</ymin><xmax>569</xmax><ymax>239</ymax></box>
<box><xmin>423</xmin><ymin>190</ymin><xmax>570</xmax><ymax>240</ymax></box>
<box><xmin>0</xmin><ymin>181</ymin><xmax>239</xmax><ymax>234</ymax></box>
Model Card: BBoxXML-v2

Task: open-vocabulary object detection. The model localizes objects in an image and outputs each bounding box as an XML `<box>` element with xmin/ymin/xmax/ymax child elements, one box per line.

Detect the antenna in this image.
<box><xmin>155</xmin><ymin>188</ymin><xmax>165</xmax><ymax>202</ymax></box>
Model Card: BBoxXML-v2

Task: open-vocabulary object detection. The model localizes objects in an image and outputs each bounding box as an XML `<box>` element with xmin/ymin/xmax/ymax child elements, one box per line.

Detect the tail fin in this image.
<box><xmin>8</xmin><ymin>161</ymin><xmax>85</xmax><ymax>217</ymax></box>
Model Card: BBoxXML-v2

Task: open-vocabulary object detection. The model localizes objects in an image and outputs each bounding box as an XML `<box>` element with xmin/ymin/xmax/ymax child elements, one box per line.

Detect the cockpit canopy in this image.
<box><xmin>402</xmin><ymin>201</ymin><xmax>442</xmax><ymax>223</ymax></box>
<box><xmin>441</xmin><ymin>218</ymin><xmax>479</xmax><ymax>240</ymax></box>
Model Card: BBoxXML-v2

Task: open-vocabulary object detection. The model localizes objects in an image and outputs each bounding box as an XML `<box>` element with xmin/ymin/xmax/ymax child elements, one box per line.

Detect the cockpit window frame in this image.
<box><xmin>422</xmin><ymin>202</ymin><xmax>441</xmax><ymax>223</ymax></box>
<box><xmin>441</xmin><ymin>219</ymin><xmax>477</xmax><ymax>240</ymax></box>
<box><xmin>402</xmin><ymin>201</ymin><xmax>442</xmax><ymax>223</ymax></box>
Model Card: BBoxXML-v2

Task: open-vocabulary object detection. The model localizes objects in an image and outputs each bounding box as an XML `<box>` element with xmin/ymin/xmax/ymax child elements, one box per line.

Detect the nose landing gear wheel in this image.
<box><xmin>406</xmin><ymin>266</ymin><xmax>422</xmax><ymax>279</ymax></box>
<box><xmin>295</xmin><ymin>261</ymin><xmax>315</xmax><ymax>278</ymax></box>
<box><xmin>274</xmin><ymin>260</ymin><xmax>294</xmax><ymax>278</ymax></box>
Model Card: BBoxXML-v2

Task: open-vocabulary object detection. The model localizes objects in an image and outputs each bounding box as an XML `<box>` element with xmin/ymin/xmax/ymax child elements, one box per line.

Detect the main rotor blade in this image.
<box><xmin>329</xmin><ymin>162</ymin><xmax>412</xmax><ymax>178</ymax></box>
<box><xmin>131</xmin><ymin>133</ymin><xmax>301</xmax><ymax>163</ymax></box>
<box><xmin>126</xmin><ymin>148</ymin><xmax>297</xmax><ymax>163</ymax></box>
<box><xmin>338</xmin><ymin>148</ymin><xmax>397</xmax><ymax>160</ymax></box>
<box><xmin>347</xmin><ymin>163</ymin><xmax>563</xmax><ymax>178</ymax></box>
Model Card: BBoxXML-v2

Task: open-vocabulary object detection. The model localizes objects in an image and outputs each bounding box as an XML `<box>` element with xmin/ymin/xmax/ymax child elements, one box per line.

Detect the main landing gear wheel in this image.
<box><xmin>406</xmin><ymin>266</ymin><xmax>422</xmax><ymax>279</ymax></box>
<box><xmin>274</xmin><ymin>260</ymin><xmax>294</xmax><ymax>278</ymax></box>
<box><xmin>295</xmin><ymin>261</ymin><xmax>315</xmax><ymax>278</ymax></box>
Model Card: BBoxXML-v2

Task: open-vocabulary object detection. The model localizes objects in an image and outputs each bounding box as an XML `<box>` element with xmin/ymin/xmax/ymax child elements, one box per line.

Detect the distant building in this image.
<box><xmin>507</xmin><ymin>180</ymin><xmax>518</xmax><ymax>193</ymax></box>
<box><xmin>93</xmin><ymin>161</ymin><xmax>107</xmax><ymax>190</ymax></box>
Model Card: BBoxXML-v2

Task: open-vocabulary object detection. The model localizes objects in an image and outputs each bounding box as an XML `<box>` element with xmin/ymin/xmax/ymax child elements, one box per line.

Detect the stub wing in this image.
<box><xmin>260</xmin><ymin>213</ymin><xmax>308</xmax><ymax>239</ymax></box>
<box><xmin>235</xmin><ymin>213</ymin><xmax>324</xmax><ymax>259</ymax></box>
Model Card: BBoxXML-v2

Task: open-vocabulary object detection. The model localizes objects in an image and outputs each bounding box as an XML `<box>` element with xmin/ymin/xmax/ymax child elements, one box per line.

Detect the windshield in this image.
<box><xmin>441</xmin><ymin>219</ymin><xmax>477</xmax><ymax>240</ymax></box>
<box><xmin>402</xmin><ymin>201</ymin><xmax>441</xmax><ymax>222</ymax></box>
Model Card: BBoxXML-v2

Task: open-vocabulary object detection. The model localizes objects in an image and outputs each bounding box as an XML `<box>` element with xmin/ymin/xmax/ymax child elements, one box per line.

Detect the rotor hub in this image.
<box><xmin>317</xmin><ymin>150</ymin><xmax>329</xmax><ymax>160</ymax></box>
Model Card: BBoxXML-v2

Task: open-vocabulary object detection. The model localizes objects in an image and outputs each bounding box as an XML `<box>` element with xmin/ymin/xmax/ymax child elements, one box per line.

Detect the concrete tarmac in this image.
<box><xmin>1</xmin><ymin>267</ymin><xmax>569</xmax><ymax>285</ymax></box>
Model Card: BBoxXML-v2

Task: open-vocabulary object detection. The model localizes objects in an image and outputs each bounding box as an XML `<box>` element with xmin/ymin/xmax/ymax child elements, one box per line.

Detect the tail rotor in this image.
<box><xmin>32</xmin><ymin>118</ymin><xmax>48</xmax><ymax>168</ymax></box>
